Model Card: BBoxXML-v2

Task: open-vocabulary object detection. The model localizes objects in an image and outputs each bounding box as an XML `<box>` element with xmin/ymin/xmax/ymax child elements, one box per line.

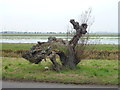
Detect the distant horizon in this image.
<box><xmin>1</xmin><ymin>30</ymin><xmax>119</xmax><ymax>34</ymax></box>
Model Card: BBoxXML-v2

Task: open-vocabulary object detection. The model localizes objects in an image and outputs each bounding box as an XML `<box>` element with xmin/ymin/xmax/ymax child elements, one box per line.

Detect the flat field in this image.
<box><xmin>1</xmin><ymin>42</ymin><xmax>119</xmax><ymax>85</ymax></box>
<box><xmin>1</xmin><ymin>43</ymin><xmax>118</xmax><ymax>51</ymax></box>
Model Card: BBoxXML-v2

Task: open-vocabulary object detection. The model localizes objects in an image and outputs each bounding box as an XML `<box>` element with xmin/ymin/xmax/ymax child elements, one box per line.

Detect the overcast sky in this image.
<box><xmin>0</xmin><ymin>0</ymin><xmax>119</xmax><ymax>33</ymax></box>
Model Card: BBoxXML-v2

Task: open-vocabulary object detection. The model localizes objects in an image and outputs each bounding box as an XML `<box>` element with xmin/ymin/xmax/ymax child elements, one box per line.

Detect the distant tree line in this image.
<box><xmin>0</xmin><ymin>31</ymin><xmax>66</xmax><ymax>34</ymax></box>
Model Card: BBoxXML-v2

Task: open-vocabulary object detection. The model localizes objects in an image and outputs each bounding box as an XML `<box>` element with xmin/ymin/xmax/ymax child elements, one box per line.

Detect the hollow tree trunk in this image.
<box><xmin>57</xmin><ymin>19</ymin><xmax>87</xmax><ymax>69</ymax></box>
<box><xmin>65</xmin><ymin>45</ymin><xmax>76</xmax><ymax>68</ymax></box>
<box><xmin>22</xmin><ymin>19</ymin><xmax>87</xmax><ymax>71</ymax></box>
<box><xmin>49</xmin><ymin>51</ymin><xmax>61</xmax><ymax>71</ymax></box>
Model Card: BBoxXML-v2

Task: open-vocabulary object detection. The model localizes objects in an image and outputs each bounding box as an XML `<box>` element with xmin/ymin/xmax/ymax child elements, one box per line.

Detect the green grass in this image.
<box><xmin>88</xmin><ymin>34</ymin><xmax>119</xmax><ymax>37</ymax></box>
<box><xmin>83</xmin><ymin>44</ymin><xmax>118</xmax><ymax>51</ymax></box>
<box><xmin>2</xmin><ymin>57</ymin><xmax>118</xmax><ymax>85</ymax></box>
<box><xmin>1</xmin><ymin>43</ymin><xmax>35</xmax><ymax>50</ymax></box>
<box><xmin>1</xmin><ymin>43</ymin><xmax>118</xmax><ymax>51</ymax></box>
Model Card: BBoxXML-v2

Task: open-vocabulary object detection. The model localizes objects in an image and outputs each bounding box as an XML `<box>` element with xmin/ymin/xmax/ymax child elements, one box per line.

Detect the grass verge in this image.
<box><xmin>2</xmin><ymin>57</ymin><xmax>118</xmax><ymax>85</ymax></box>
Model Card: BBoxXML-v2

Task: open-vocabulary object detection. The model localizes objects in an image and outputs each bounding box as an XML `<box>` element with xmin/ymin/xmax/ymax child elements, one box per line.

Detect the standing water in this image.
<box><xmin>1</xmin><ymin>35</ymin><xmax>119</xmax><ymax>44</ymax></box>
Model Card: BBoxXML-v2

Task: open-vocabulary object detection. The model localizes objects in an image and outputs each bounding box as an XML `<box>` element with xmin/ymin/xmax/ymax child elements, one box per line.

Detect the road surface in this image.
<box><xmin>2</xmin><ymin>80</ymin><xmax>118</xmax><ymax>88</ymax></box>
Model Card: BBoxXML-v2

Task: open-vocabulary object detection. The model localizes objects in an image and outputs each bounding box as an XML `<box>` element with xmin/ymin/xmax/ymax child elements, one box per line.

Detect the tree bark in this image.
<box><xmin>57</xmin><ymin>19</ymin><xmax>87</xmax><ymax>69</ymax></box>
<box><xmin>49</xmin><ymin>51</ymin><xmax>61</xmax><ymax>71</ymax></box>
<box><xmin>22</xmin><ymin>19</ymin><xmax>87</xmax><ymax>70</ymax></box>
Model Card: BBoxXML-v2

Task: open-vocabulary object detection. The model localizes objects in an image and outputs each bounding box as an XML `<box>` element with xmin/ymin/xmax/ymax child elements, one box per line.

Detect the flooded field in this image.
<box><xmin>1</xmin><ymin>35</ymin><xmax>119</xmax><ymax>44</ymax></box>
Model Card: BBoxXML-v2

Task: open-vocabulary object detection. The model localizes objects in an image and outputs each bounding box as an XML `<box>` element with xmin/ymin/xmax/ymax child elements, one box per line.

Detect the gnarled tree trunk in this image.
<box><xmin>56</xmin><ymin>19</ymin><xmax>88</xmax><ymax>69</ymax></box>
<box><xmin>22</xmin><ymin>19</ymin><xmax>88</xmax><ymax>71</ymax></box>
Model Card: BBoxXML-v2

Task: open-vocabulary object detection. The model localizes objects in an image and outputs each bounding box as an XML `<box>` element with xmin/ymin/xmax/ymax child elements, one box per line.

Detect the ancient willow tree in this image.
<box><xmin>22</xmin><ymin>19</ymin><xmax>87</xmax><ymax>71</ymax></box>
<box><xmin>22</xmin><ymin>9</ymin><xmax>93</xmax><ymax>71</ymax></box>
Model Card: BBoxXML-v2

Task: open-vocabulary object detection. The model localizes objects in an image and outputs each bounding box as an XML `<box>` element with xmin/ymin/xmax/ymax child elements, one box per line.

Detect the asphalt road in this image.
<box><xmin>2</xmin><ymin>80</ymin><xmax>118</xmax><ymax>88</ymax></box>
